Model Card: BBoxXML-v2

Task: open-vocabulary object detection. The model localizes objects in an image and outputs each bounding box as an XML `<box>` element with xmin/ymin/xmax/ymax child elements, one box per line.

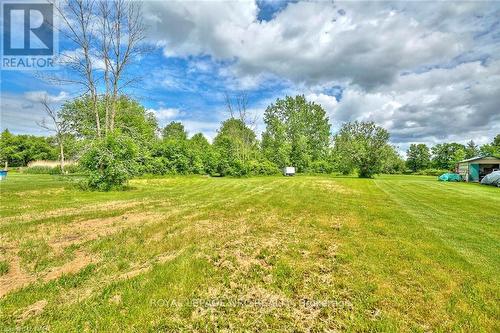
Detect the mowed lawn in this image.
<box><xmin>0</xmin><ymin>173</ymin><xmax>498</xmax><ymax>332</ymax></box>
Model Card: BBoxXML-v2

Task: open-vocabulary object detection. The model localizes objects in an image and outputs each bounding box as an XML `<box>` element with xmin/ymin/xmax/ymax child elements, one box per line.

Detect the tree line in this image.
<box><xmin>2</xmin><ymin>93</ymin><xmax>498</xmax><ymax>190</ymax></box>
<box><xmin>406</xmin><ymin>137</ymin><xmax>500</xmax><ymax>172</ymax></box>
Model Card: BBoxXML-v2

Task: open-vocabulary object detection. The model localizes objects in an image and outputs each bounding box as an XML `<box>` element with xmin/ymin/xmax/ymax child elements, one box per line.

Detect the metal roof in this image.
<box><xmin>458</xmin><ymin>155</ymin><xmax>500</xmax><ymax>163</ymax></box>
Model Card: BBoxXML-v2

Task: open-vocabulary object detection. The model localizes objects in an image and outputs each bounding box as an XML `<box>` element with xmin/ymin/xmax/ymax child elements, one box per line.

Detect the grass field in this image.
<box><xmin>0</xmin><ymin>173</ymin><xmax>499</xmax><ymax>332</ymax></box>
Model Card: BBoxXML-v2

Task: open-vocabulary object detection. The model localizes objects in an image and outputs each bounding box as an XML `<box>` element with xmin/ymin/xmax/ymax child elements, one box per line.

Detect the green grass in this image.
<box><xmin>0</xmin><ymin>173</ymin><xmax>499</xmax><ymax>332</ymax></box>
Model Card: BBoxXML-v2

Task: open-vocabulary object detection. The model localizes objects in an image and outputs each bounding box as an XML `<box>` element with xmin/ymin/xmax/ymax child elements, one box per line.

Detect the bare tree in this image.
<box><xmin>106</xmin><ymin>0</ymin><xmax>147</xmax><ymax>131</ymax></box>
<box><xmin>49</xmin><ymin>0</ymin><xmax>148</xmax><ymax>137</ymax></box>
<box><xmin>38</xmin><ymin>96</ymin><xmax>69</xmax><ymax>173</ymax></box>
<box><xmin>50</xmin><ymin>0</ymin><xmax>101</xmax><ymax>137</ymax></box>
<box><xmin>224</xmin><ymin>92</ymin><xmax>258</xmax><ymax>163</ymax></box>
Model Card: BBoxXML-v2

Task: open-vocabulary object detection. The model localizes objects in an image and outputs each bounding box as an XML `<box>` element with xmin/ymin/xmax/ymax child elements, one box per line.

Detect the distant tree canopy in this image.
<box><xmin>262</xmin><ymin>95</ymin><xmax>330</xmax><ymax>172</ymax></box>
<box><xmin>431</xmin><ymin>143</ymin><xmax>466</xmax><ymax>170</ymax></box>
<box><xmin>406</xmin><ymin>144</ymin><xmax>431</xmax><ymax>172</ymax></box>
<box><xmin>0</xmin><ymin>130</ymin><xmax>57</xmax><ymax>167</ymax></box>
<box><xmin>333</xmin><ymin>121</ymin><xmax>391</xmax><ymax>178</ymax></box>
<box><xmin>162</xmin><ymin>122</ymin><xmax>187</xmax><ymax>142</ymax></box>
<box><xmin>3</xmin><ymin>93</ymin><xmax>499</xmax><ymax>186</ymax></box>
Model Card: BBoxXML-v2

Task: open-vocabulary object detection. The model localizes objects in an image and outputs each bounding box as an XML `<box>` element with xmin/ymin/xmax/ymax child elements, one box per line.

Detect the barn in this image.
<box><xmin>456</xmin><ymin>155</ymin><xmax>500</xmax><ymax>182</ymax></box>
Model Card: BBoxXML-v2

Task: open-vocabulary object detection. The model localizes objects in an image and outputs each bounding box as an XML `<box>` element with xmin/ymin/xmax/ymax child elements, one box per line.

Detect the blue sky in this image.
<box><xmin>1</xmin><ymin>0</ymin><xmax>500</xmax><ymax>152</ymax></box>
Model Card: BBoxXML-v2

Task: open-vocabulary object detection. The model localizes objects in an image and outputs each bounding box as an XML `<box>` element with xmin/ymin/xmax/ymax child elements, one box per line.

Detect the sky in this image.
<box><xmin>1</xmin><ymin>0</ymin><xmax>500</xmax><ymax>154</ymax></box>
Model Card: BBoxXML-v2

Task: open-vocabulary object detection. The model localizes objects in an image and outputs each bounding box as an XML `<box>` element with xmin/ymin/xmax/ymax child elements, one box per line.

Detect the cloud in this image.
<box><xmin>148</xmin><ymin>107</ymin><xmax>182</xmax><ymax>121</ymax></box>
<box><xmin>307</xmin><ymin>60</ymin><xmax>500</xmax><ymax>150</ymax></box>
<box><xmin>143</xmin><ymin>1</ymin><xmax>497</xmax><ymax>90</ymax></box>
<box><xmin>1</xmin><ymin>93</ymin><xmax>50</xmax><ymax>135</ymax></box>
<box><xmin>24</xmin><ymin>91</ymin><xmax>69</xmax><ymax>103</ymax></box>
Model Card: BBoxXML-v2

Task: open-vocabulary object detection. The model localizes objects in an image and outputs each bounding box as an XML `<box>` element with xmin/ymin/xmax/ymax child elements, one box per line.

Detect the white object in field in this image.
<box><xmin>283</xmin><ymin>167</ymin><xmax>296</xmax><ymax>176</ymax></box>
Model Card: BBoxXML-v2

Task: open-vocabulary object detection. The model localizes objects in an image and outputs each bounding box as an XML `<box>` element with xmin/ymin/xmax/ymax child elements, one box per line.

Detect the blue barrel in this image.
<box><xmin>0</xmin><ymin>170</ymin><xmax>7</xmax><ymax>181</ymax></box>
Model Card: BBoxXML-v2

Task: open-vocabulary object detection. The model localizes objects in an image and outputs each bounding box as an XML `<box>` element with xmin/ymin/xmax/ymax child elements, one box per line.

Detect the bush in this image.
<box><xmin>21</xmin><ymin>164</ymin><xmax>82</xmax><ymax>175</ymax></box>
<box><xmin>22</xmin><ymin>166</ymin><xmax>61</xmax><ymax>174</ymax></box>
<box><xmin>79</xmin><ymin>134</ymin><xmax>138</xmax><ymax>191</ymax></box>
<box><xmin>248</xmin><ymin>160</ymin><xmax>280</xmax><ymax>176</ymax></box>
<box><xmin>308</xmin><ymin>160</ymin><xmax>334</xmax><ymax>174</ymax></box>
<box><xmin>413</xmin><ymin>168</ymin><xmax>450</xmax><ymax>176</ymax></box>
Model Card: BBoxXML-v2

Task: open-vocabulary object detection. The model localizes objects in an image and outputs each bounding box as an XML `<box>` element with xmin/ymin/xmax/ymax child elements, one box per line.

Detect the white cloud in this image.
<box><xmin>148</xmin><ymin>107</ymin><xmax>182</xmax><ymax>121</ymax></box>
<box><xmin>143</xmin><ymin>1</ymin><xmax>496</xmax><ymax>89</ymax></box>
<box><xmin>24</xmin><ymin>91</ymin><xmax>69</xmax><ymax>103</ymax></box>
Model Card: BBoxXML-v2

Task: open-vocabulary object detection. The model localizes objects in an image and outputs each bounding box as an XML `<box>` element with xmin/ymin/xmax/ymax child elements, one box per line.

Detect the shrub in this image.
<box><xmin>79</xmin><ymin>134</ymin><xmax>138</xmax><ymax>191</ymax></box>
<box><xmin>413</xmin><ymin>168</ymin><xmax>451</xmax><ymax>176</ymax></box>
<box><xmin>22</xmin><ymin>166</ymin><xmax>61</xmax><ymax>174</ymax></box>
<box><xmin>21</xmin><ymin>164</ymin><xmax>82</xmax><ymax>175</ymax></box>
<box><xmin>248</xmin><ymin>160</ymin><xmax>280</xmax><ymax>176</ymax></box>
<box><xmin>308</xmin><ymin>160</ymin><xmax>334</xmax><ymax>174</ymax></box>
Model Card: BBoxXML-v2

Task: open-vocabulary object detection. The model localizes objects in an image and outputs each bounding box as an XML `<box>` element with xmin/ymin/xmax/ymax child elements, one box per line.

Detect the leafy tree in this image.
<box><xmin>480</xmin><ymin>134</ymin><xmax>500</xmax><ymax>156</ymax></box>
<box><xmin>79</xmin><ymin>134</ymin><xmax>138</xmax><ymax>191</ymax></box>
<box><xmin>464</xmin><ymin>140</ymin><xmax>480</xmax><ymax>159</ymax></box>
<box><xmin>333</xmin><ymin>121</ymin><xmax>390</xmax><ymax>178</ymax></box>
<box><xmin>61</xmin><ymin>96</ymin><xmax>158</xmax><ymax>145</ymax></box>
<box><xmin>431</xmin><ymin>143</ymin><xmax>466</xmax><ymax>170</ymax></box>
<box><xmin>213</xmin><ymin>118</ymin><xmax>259</xmax><ymax>176</ymax></box>
<box><xmin>382</xmin><ymin>146</ymin><xmax>406</xmax><ymax>174</ymax></box>
<box><xmin>162</xmin><ymin>122</ymin><xmax>187</xmax><ymax>142</ymax></box>
<box><xmin>189</xmin><ymin>133</ymin><xmax>218</xmax><ymax>175</ymax></box>
<box><xmin>0</xmin><ymin>130</ymin><xmax>57</xmax><ymax>167</ymax></box>
<box><xmin>262</xmin><ymin>95</ymin><xmax>331</xmax><ymax>171</ymax></box>
<box><xmin>406</xmin><ymin>144</ymin><xmax>431</xmax><ymax>172</ymax></box>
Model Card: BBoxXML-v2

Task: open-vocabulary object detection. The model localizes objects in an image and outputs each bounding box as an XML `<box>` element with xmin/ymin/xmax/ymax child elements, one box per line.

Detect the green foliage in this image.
<box><xmin>406</xmin><ymin>144</ymin><xmax>431</xmax><ymax>172</ymax></box>
<box><xmin>79</xmin><ymin>134</ymin><xmax>138</xmax><ymax>191</ymax></box>
<box><xmin>262</xmin><ymin>95</ymin><xmax>331</xmax><ymax>171</ymax></box>
<box><xmin>0</xmin><ymin>130</ymin><xmax>57</xmax><ymax>167</ymax></box>
<box><xmin>21</xmin><ymin>164</ymin><xmax>82</xmax><ymax>175</ymax></box>
<box><xmin>213</xmin><ymin>118</ymin><xmax>259</xmax><ymax>176</ymax></box>
<box><xmin>464</xmin><ymin>140</ymin><xmax>480</xmax><ymax>159</ymax></box>
<box><xmin>381</xmin><ymin>146</ymin><xmax>406</xmax><ymax>174</ymax></box>
<box><xmin>334</xmin><ymin>121</ymin><xmax>390</xmax><ymax>178</ymax></box>
<box><xmin>61</xmin><ymin>95</ymin><xmax>158</xmax><ymax>145</ymax></box>
<box><xmin>479</xmin><ymin>134</ymin><xmax>500</xmax><ymax>157</ymax></box>
<box><xmin>162</xmin><ymin>121</ymin><xmax>187</xmax><ymax>141</ymax></box>
<box><xmin>412</xmin><ymin>168</ymin><xmax>450</xmax><ymax>176</ymax></box>
<box><xmin>307</xmin><ymin>160</ymin><xmax>335</xmax><ymax>174</ymax></box>
<box><xmin>431</xmin><ymin>143</ymin><xmax>466</xmax><ymax>170</ymax></box>
<box><xmin>247</xmin><ymin>160</ymin><xmax>280</xmax><ymax>176</ymax></box>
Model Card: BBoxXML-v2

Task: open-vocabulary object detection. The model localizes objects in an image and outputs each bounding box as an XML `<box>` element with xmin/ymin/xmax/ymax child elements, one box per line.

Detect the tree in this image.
<box><xmin>79</xmin><ymin>133</ymin><xmax>138</xmax><ymax>190</ymax></box>
<box><xmin>262</xmin><ymin>95</ymin><xmax>331</xmax><ymax>171</ymax></box>
<box><xmin>480</xmin><ymin>134</ymin><xmax>500</xmax><ymax>156</ymax></box>
<box><xmin>213</xmin><ymin>118</ymin><xmax>259</xmax><ymax>176</ymax></box>
<box><xmin>406</xmin><ymin>144</ymin><xmax>431</xmax><ymax>172</ymax></box>
<box><xmin>52</xmin><ymin>0</ymin><xmax>147</xmax><ymax>136</ymax></box>
<box><xmin>382</xmin><ymin>146</ymin><xmax>406</xmax><ymax>174</ymax></box>
<box><xmin>0</xmin><ymin>130</ymin><xmax>57</xmax><ymax>167</ymax></box>
<box><xmin>162</xmin><ymin>122</ymin><xmax>187</xmax><ymax>141</ymax></box>
<box><xmin>431</xmin><ymin>143</ymin><xmax>466</xmax><ymax>170</ymax></box>
<box><xmin>333</xmin><ymin>121</ymin><xmax>390</xmax><ymax>178</ymax></box>
<box><xmin>464</xmin><ymin>140</ymin><xmax>480</xmax><ymax>159</ymax></box>
<box><xmin>61</xmin><ymin>95</ymin><xmax>158</xmax><ymax>145</ymax></box>
<box><xmin>38</xmin><ymin>96</ymin><xmax>69</xmax><ymax>172</ymax></box>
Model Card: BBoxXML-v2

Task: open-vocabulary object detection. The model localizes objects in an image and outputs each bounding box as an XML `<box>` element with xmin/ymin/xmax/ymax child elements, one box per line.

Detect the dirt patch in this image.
<box><xmin>15</xmin><ymin>299</ymin><xmax>48</xmax><ymax>323</ymax></box>
<box><xmin>61</xmin><ymin>250</ymin><xmax>184</xmax><ymax>305</ymax></box>
<box><xmin>47</xmin><ymin>212</ymin><xmax>164</xmax><ymax>251</ymax></box>
<box><xmin>43</xmin><ymin>250</ymin><xmax>96</xmax><ymax>282</ymax></box>
<box><xmin>0</xmin><ymin>250</ymin><xmax>97</xmax><ymax>299</ymax></box>
<box><xmin>0</xmin><ymin>200</ymin><xmax>149</xmax><ymax>225</ymax></box>
<box><xmin>0</xmin><ymin>255</ymin><xmax>34</xmax><ymax>298</ymax></box>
